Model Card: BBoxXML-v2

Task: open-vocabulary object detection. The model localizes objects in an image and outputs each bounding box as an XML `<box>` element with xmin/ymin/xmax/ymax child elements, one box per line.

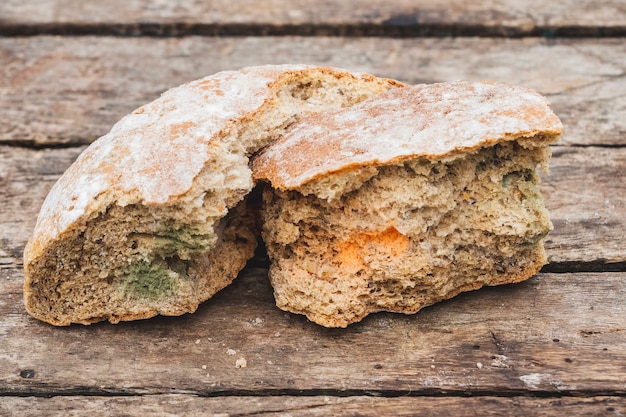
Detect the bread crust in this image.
<box><xmin>252</xmin><ymin>81</ymin><xmax>563</xmax><ymax>190</ymax></box>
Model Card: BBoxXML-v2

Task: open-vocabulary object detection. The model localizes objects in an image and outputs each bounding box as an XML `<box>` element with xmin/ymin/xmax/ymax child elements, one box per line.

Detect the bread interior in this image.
<box><xmin>261</xmin><ymin>140</ymin><xmax>553</xmax><ymax>327</ymax></box>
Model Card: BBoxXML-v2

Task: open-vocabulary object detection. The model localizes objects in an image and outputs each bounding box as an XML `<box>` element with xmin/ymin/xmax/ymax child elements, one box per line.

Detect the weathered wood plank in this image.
<box><xmin>1</xmin><ymin>0</ymin><xmax>625</xmax><ymax>36</ymax></box>
<box><xmin>1</xmin><ymin>264</ymin><xmax>625</xmax><ymax>396</ymax></box>
<box><xmin>1</xmin><ymin>37</ymin><xmax>624</xmax><ymax>147</ymax></box>
<box><xmin>2</xmin><ymin>145</ymin><xmax>624</xmax><ymax>265</ymax></box>
<box><xmin>542</xmin><ymin>146</ymin><xmax>626</xmax><ymax>265</ymax></box>
<box><xmin>1</xmin><ymin>394</ymin><xmax>625</xmax><ymax>417</ymax></box>
<box><xmin>0</xmin><ymin>146</ymin><xmax>84</xmax><ymax>260</ymax></box>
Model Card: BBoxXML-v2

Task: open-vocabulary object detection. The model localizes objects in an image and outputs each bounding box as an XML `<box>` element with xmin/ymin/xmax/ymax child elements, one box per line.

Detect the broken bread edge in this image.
<box><xmin>252</xmin><ymin>81</ymin><xmax>563</xmax><ymax>327</ymax></box>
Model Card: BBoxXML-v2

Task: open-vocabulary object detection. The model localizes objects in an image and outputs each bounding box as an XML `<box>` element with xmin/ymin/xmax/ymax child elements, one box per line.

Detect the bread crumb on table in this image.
<box><xmin>235</xmin><ymin>358</ymin><xmax>248</xmax><ymax>368</ymax></box>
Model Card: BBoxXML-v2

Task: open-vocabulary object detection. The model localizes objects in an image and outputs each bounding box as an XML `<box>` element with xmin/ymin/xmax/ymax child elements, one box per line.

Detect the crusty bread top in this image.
<box><xmin>24</xmin><ymin>65</ymin><xmax>397</xmax><ymax>261</ymax></box>
<box><xmin>252</xmin><ymin>81</ymin><xmax>563</xmax><ymax>190</ymax></box>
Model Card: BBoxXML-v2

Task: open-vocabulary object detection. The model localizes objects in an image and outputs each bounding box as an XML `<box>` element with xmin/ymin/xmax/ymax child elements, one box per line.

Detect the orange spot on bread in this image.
<box><xmin>170</xmin><ymin>121</ymin><xmax>196</xmax><ymax>139</ymax></box>
<box><xmin>335</xmin><ymin>241</ymin><xmax>364</xmax><ymax>274</ymax></box>
<box><xmin>335</xmin><ymin>226</ymin><xmax>409</xmax><ymax>274</ymax></box>
<box><xmin>197</xmin><ymin>79</ymin><xmax>219</xmax><ymax>91</ymax></box>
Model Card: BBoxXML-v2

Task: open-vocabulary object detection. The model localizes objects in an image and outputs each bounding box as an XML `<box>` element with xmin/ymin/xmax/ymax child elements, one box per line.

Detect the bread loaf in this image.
<box><xmin>23</xmin><ymin>65</ymin><xmax>402</xmax><ymax>326</ymax></box>
<box><xmin>252</xmin><ymin>81</ymin><xmax>563</xmax><ymax>327</ymax></box>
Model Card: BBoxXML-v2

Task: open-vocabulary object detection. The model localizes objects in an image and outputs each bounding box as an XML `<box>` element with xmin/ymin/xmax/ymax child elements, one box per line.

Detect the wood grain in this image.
<box><xmin>1</xmin><ymin>395</ymin><xmax>625</xmax><ymax>417</ymax></box>
<box><xmin>542</xmin><ymin>146</ymin><xmax>626</xmax><ymax>265</ymax></box>
<box><xmin>1</xmin><ymin>145</ymin><xmax>624</xmax><ymax>266</ymax></box>
<box><xmin>1</xmin><ymin>0</ymin><xmax>625</xmax><ymax>36</ymax></box>
<box><xmin>0</xmin><ymin>146</ymin><xmax>84</xmax><ymax>261</ymax></box>
<box><xmin>1</xmin><ymin>264</ymin><xmax>625</xmax><ymax>396</ymax></box>
<box><xmin>1</xmin><ymin>37</ymin><xmax>625</xmax><ymax>147</ymax></box>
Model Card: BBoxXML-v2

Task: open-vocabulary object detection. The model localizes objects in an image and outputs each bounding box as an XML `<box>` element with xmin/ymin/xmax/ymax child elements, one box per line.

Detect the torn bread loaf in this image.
<box><xmin>23</xmin><ymin>65</ymin><xmax>403</xmax><ymax>326</ymax></box>
<box><xmin>253</xmin><ymin>81</ymin><xmax>563</xmax><ymax>328</ymax></box>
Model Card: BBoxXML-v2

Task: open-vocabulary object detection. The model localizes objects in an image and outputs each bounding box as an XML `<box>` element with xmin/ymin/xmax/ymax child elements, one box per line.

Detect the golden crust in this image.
<box><xmin>252</xmin><ymin>81</ymin><xmax>563</xmax><ymax>190</ymax></box>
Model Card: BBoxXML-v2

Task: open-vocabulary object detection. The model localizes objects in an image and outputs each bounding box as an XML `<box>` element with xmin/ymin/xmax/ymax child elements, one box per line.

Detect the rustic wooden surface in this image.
<box><xmin>1</xmin><ymin>1</ymin><xmax>625</xmax><ymax>415</ymax></box>
<box><xmin>1</xmin><ymin>0</ymin><xmax>625</xmax><ymax>36</ymax></box>
<box><xmin>2</xmin><ymin>37</ymin><xmax>626</xmax><ymax>147</ymax></box>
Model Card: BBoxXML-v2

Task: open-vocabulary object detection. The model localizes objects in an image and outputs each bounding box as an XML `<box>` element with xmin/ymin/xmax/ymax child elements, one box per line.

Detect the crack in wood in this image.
<box><xmin>0</xmin><ymin>140</ymin><xmax>91</xmax><ymax>151</ymax></box>
<box><xmin>542</xmin><ymin>261</ymin><xmax>626</xmax><ymax>274</ymax></box>
<box><xmin>490</xmin><ymin>331</ymin><xmax>503</xmax><ymax>351</ymax></box>
<box><xmin>2</xmin><ymin>387</ymin><xmax>625</xmax><ymax>399</ymax></box>
<box><xmin>0</xmin><ymin>22</ymin><xmax>625</xmax><ymax>38</ymax></box>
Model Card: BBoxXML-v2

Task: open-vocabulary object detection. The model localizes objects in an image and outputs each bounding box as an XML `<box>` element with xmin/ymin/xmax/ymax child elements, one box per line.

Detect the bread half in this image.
<box><xmin>23</xmin><ymin>65</ymin><xmax>403</xmax><ymax>326</ymax></box>
<box><xmin>253</xmin><ymin>81</ymin><xmax>563</xmax><ymax>327</ymax></box>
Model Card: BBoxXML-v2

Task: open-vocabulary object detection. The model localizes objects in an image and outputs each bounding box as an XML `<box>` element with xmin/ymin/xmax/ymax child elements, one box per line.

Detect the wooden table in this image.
<box><xmin>1</xmin><ymin>1</ymin><xmax>625</xmax><ymax>415</ymax></box>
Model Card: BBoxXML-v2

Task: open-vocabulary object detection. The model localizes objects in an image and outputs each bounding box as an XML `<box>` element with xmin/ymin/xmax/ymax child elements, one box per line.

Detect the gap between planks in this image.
<box><xmin>2</xmin><ymin>388</ymin><xmax>626</xmax><ymax>399</ymax></box>
<box><xmin>2</xmin><ymin>22</ymin><xmax>626</xmax><ymax>38</ymax></box>
<box><xmin>1</xmin><ymin>0</ymin><xmax>626</xmax><ymax>38</ymax></box>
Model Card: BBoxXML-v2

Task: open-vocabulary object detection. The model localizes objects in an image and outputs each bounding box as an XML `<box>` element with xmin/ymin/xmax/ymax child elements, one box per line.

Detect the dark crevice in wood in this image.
<box><xmin>542</xmin><ymin>261</ymin><xmax>626</xmax><ymax>274</ymax></box>
<box><xmin>489</xmin><ymin>331</ymin><xmax>506</xmax><ymax>355</ymax></box>
<box><xmin>0</xmin><ymin>139</ymin><xmax>89</xmax><ymax>151</ymax></box>
<box><xmin>559</xmin><ymin>143</ymin><xmax>626</xmax><ymax>150</ymax></box>
<box><xmin>0</xmin><ymin>22</ymin><xmax>625</xmax><ymax>38</ymax></box>
<box><xmin>2</xmin><ymin>387</ymin><xmax>626</xmax><ymax>399</ymax></box>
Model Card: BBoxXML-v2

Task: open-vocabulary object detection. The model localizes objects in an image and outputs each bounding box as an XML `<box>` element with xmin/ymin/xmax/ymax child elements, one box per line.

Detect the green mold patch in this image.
<box><xmin>128</xmin><ymin>227</ymin><xmax>214</xmax><ymax>261</ymax></box>
<box><xmin>120</xmin><ymin>260</ymin><xmax>177</xmax><ymax>301</ymax></box>
<box><xmin>154</xmin><ymin>227</ymin><xmax>214</xmax><ymax>258</ymax></box>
